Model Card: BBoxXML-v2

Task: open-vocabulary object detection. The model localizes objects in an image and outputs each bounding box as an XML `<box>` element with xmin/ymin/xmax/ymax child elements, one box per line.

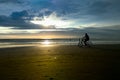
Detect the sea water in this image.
<box><xmin>0</xmin><ymin>39</ymin><xmax>120</xmax><ymax>48</ymax></box>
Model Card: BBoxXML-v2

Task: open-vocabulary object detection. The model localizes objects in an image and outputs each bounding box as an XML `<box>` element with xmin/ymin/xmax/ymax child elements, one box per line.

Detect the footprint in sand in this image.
<box><xmin>49</xmin><ymin>77</ymin><xmax>54</xmax><ymax>80</ymax></box>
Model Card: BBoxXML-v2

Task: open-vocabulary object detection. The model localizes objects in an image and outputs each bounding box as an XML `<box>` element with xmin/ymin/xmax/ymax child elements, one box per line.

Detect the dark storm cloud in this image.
<box><xmin>0</xmin><ymin>0</ymin><xmax>22</xmax><ymax>3</ymax></box>
<box><xmin>10</xmin><ymin>10</ymin><xmax>29</xmax><ymax>20</ymax></box>
<box><xmin>0</xmin><ymin>10</ymin><xmax>55</xmax><ymax>29</ymax></box>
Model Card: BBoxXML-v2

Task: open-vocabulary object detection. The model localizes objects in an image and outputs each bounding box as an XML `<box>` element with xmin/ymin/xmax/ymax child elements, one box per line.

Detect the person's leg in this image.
<box><xmin>78</xmin><ymin>39</ymin><xmax>82</xmax><ymax>47</ymax></box>
<box><xmin>84</xmin><ymin>39</ymin><xmax>87</xmax><ymax>46</ymax></box>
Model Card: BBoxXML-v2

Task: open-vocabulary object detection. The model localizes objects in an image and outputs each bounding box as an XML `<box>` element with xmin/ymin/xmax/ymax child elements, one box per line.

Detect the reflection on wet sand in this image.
<box><xmin>0</xmin><ymin>45</ymin><xmax>120</xmax><ymax>80</ymax></box>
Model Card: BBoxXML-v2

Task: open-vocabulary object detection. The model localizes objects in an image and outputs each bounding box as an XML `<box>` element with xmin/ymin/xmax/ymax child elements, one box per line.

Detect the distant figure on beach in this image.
<box><xmin>78</xmin><ymin>33</ymin><xmax>90</xmax><ymax>47</ymax></box>
<box><xmin>82</xmin><ymin>33</ymin><xmax>90</xmax><ymax>46</ymax></box>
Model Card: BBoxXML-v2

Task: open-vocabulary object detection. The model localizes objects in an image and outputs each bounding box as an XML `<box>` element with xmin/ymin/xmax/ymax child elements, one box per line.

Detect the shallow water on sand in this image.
<box><xmin>0</xmin><ymin>39</ymin><xmax>120</xmax><ymax>48</ymax></box>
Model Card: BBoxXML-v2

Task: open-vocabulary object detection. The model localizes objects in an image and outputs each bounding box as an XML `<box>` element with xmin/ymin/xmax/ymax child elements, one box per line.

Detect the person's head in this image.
<box><xmin>85</xmin><ymin>33</ymin><xmax>88</xmax><ymax>35</ymax></box>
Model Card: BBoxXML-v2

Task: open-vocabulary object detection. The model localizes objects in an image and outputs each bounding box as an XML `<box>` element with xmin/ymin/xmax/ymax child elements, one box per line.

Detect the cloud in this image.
<box><xmin>58</xmin><ymin>25</ymin><xmax>120</xmax><ymax>40</ymax></box>
<box><xmin>0</xmin><ymin>0</ymin><xmax>120</xmax><ymax>30</ymax></box>
<box><xmin>0</xmin><ymin>10</ymin><xmax>56</xmax><ymax>29</ymax></box>
<box><xmin>51</xmin><ymin>0</ymin><xmax>120</xmax><ymax>25</ymax></box>
<box><xmin>0</xmin><ymin>0</ymin><xmax>22</xmax><ymax>3</ymax></box>
<box><xmin>0</xmin><ymin>0</ymin><xmax>30</xmax><ymax>15</ymax></box>
<box><xmin>10</xmin><ymin>10</ymin><xmax>29</xmax><ymax>20</ymax></box>
<box><xmin>86</xmin><ymin>0</ymin><xmax>110</xmax><ymax>15</ymax></box>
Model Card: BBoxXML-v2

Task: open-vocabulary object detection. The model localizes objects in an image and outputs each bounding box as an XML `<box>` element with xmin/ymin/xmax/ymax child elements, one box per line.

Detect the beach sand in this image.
<box><xmin>0</xmin><ymin>44</ymin><xmax>120</xmax><ymax>80</ymax></box>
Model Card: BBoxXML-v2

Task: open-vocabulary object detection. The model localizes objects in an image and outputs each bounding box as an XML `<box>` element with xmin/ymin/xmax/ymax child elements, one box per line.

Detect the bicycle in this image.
<box><xmin>78</xmin><ymin>39</ymin><xmax>93</xmax><ymax>47</ymax></box>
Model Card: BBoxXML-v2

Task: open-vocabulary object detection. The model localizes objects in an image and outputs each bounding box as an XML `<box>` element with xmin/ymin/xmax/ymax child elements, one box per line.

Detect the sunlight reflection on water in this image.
<box><xmin>0</xmin><ymin>39</ymin><xmax>120</xmax><ymax>48</ymax></box>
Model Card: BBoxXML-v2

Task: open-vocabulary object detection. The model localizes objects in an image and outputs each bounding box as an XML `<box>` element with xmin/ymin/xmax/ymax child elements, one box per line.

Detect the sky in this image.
<box><xmin>0</xmin><ymin>0</ymin><xmax>120</xmax><ymax>39</ymax></box>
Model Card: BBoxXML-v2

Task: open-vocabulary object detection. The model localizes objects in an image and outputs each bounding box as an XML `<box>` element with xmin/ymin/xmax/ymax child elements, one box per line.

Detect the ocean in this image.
<box><xmin>0</xmin><ymin>39</ymin><xmax>120</xmax><ymax>48</ymax></box>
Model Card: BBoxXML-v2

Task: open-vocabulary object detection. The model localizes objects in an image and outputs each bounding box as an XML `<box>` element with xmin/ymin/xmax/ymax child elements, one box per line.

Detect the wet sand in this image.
<box><xmin>0</xmin><ymin>44</ymin><xmax>120</xmax><ymax>80</ymax></box>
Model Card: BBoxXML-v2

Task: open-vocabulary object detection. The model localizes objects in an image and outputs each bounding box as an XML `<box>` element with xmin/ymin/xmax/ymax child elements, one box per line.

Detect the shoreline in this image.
<box><xmin>0</xmin><ymin>44</ymin><xmax>120</xmax><ymax>56</ymax></box>
<box><xmin>0</xmin><ymin>43</ymin><xmax>120</xmax><ymax>49</ymax></box>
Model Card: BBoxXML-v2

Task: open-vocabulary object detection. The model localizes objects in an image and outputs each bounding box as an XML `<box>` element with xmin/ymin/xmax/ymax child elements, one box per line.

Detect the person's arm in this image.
<box><xmin>82</xmin><ymin>36</ymin><xmax>85</xmax><ymax>41</ymax></box>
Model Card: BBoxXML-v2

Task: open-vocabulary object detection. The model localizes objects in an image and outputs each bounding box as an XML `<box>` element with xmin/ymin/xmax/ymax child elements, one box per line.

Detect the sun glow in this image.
<box><xmin>30</xmin><ymin>13</ymin><xmax>72</xmax><ymax>28</ymax></box>
<box><xmin>42</xmin><ymin>40</ymin><xmax>51</xmax><ymax>45</ymax></box>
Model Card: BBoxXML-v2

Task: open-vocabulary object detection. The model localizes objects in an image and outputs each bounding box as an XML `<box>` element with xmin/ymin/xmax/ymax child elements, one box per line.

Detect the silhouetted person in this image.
<box><xmin>82</xmin><ymin>33</ymin><xmax>90</xmax><ymax>46</ymax></box>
